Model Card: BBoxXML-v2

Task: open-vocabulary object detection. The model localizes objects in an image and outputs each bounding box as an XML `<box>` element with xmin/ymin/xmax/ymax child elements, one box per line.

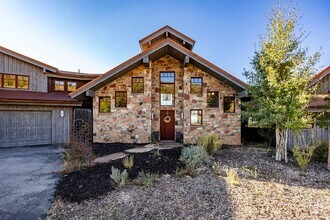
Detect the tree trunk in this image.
<box><xmin>275</xmin><ymin>127</ymin><xmax>288</xmax><ymax>162</ymax></box>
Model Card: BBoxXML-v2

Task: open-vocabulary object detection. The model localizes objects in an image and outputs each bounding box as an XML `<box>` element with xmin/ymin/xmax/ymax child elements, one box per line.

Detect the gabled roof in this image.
<box><xmin>70</xmin><ymin>37</ymin><xmax>247</xmax><ymax>99</ymax></box>
<box><xmin>0</xmin><ymin>45</ymin><xmax>58</xmax><ymax>73</ymax></box>
<box><xmin>139</xmin><ymin>25</ymin><xmax>196</xmax><ymax>51</ymax></box>
<box><xmin>309</xmin><ymin>66</ymin><xmax>330</xmax><ymax>88</ymax></box>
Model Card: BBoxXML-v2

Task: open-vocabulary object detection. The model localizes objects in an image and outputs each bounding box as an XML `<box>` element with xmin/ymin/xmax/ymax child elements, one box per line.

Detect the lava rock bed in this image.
<box><xmin>92</xmin><ymin>143</ymin><xmax>145</xmax><ymax>157</ymax></box>
<box><xmin>55</xmin><ymin>147</ymin><xmax>184</xmax><ymax>203</ymax></box>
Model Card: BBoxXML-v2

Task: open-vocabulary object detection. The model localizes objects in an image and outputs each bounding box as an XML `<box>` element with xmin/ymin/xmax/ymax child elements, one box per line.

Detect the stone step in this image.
<box><xmin>94</xmin><ymin>152</ymin><xmax>128</xmax><ymax>164</ymax></box>
<box><xmin>125</xmin><ymin>147</ymin><xmax>154</xmax><ymax>153</ymax></box>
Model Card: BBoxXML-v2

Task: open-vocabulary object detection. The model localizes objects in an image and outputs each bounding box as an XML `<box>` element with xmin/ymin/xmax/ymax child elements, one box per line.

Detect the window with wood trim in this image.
<box><xmin>17</xmin><ymin>75</ymin><xmax>29</xmax><ymax>89</ymax></box>
<box><xmin>132</xmin><ymin>77</ymin><xmax>144</xmax><ymax>93</ymax></box>
<box><xmin>191</xmin><ymin>109</ymin><xmax>202</xmax><ymax>126</ymax></box>
<box><xmin>67</xmin><ymin>82</ymin><xmax>77</xmax><ymax>91</ymax></box>
<box><xmin>190</xmin><ymin>77</ymin><xmax>202</xmax><ymax>93</ymax></box>
<box><xmin>207</xmin><ymin>91</ymin><xmax>219</xmax><ymax>107</ymax></box>
<box><xmin>115</xmin><ymin>91</ymin><xmax>127</xmax><ymax>107</ymax></box>
<box><xmin>99</xmin><ymin>97</ymin><xmax>111</xmax><ymax>113</ymax></box>
<box><xmin>224</xmin><ymin>97</ymin><xmax>235</xmax><ymax>113</ymax></box>
<box><xmin>3</xmin><ymin>74</ymin><xmax>16</xmax><ymax>88</ymax></box>
<box><xmin>55</xmin><ymin>80</ymin><xmax>65</xmax><ymax>91</ymax></box>
<box><xmin>160</xmin><ymin>72</ymin><xmax>175</xmax><ymax>106</ymax></box>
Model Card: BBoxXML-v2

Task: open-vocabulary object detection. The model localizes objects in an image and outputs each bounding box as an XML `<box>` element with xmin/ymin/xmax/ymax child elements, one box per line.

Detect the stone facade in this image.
<box><xmin>93</xmin><ymin>55</ymin><xmax>241</xmax><ymax>145</ymax></box>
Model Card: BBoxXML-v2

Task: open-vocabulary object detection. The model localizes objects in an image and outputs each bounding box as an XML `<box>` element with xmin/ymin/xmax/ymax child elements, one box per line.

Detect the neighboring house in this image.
<box><xmin>70</xmin><ymin>26</ymin><xmax>247</xmax><ymax>145</ymax></box>
<box><xmin>287</xmin><ymin>66</ymin><xmax>329</xmax><ymax>150</ymax></box>
<box><xmin>0</xmin><ymin>46</ymin><xmax>99</xmax><ymax>147</ymax></box>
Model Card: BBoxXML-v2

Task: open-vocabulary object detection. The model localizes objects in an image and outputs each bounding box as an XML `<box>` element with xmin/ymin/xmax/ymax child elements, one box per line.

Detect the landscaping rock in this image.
<box><xmin>125</xmin><ymin>147</ymin><xmax>154</xmax><ymax>153</ymax></box>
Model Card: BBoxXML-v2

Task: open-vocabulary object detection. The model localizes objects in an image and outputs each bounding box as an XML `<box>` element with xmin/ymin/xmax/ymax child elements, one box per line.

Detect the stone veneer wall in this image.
<box><xmin>182</xmin><ymin>64</ymin><xmax>241</xmax><ymax>145</ymax></box>
<box><xmin>93</xmin><ymin>55</ymin><xmax>241</xmax><ymax>145</ymax></box>
<box><xmin>93</xmin><ymin>65</ymin><xmax>152</xmax><ymax>143</ymax></box>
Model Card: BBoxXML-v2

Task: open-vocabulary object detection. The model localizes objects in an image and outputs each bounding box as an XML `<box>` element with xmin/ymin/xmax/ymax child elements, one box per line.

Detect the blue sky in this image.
<box><xmin>0</xmin><ymin>0</ymin><xmax>329</xmax><ymax>81</ymax></box>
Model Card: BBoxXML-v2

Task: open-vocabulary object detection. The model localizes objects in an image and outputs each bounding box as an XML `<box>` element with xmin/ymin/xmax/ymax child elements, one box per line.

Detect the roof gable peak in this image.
<box><xmin>139</xmin><ymin>25</ymin><xmax>195</xmax><ymax>52</ymax></box>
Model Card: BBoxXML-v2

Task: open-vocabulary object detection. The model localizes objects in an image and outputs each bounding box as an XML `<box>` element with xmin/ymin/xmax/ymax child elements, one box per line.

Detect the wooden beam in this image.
<box><xmin>86</xmin><ymin>90</ymin><xmax>95</xmax><ymax>98</ymax></box>
<box><xmin>143</xmin><ymin>56</ymin><xmax>150</xmax><ymax>67</ymax></box>
<box><xmin>183</xmin><ymin>56</ymin><xmax>189</xmax><ymax>67</ymax></box>
<box><xmin>165</xmin><ymin>31</ymin><xmax>168</xmax><ymax>37</ymax></box>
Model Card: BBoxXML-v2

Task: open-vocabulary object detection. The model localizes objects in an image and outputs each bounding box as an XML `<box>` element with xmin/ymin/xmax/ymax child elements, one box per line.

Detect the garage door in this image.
<box><xmin>0</xmin><ymin>111</ymin><xmax>52</xmax><ymax>147</ymax></box>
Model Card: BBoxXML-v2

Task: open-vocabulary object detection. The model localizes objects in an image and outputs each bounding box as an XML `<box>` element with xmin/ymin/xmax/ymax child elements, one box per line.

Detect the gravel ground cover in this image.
<box><xmin>48</xmin><ymin>146</ymin><xmax>330</xmax><ymax>220</ymax></box>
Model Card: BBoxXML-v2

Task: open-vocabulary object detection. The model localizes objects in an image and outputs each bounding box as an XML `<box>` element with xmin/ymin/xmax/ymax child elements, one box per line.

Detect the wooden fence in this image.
<box><xmin>287</xmin><ymin>125</ymin><xmax>329</xmax><ymax>148</ymax></box>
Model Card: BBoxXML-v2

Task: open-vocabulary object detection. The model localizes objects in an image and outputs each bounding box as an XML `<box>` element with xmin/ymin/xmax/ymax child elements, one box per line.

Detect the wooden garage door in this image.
<box><xmin>0</xmin><ymin>111</ymin><xmax>52</xmax><ymax>147</ymax></box>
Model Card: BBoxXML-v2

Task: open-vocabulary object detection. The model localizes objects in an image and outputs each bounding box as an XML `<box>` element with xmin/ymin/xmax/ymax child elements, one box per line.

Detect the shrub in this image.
<box><xmin>153</xmin><ymin>149</ymin><xmax>161</xmax><ymax>158</ymax></box>
<box><xmin>293</xmin><ymin>145</ymin><xmax>316</xmax><ymax>171</ymax></box>
<box><xmin>122</xmin><ymin>155</ymin><xmax>134</xmax><ymax>169</ymax></box>
<box><xmin>132</xmin><ymin>171</ymin><xmax>158</xmax><ymax>187</ymax></box>
<box><xmin>180</xmin><ymin>145</ymin><xmax>211</xmax><ymax>169</ymax></box>
<box><xmin>198</xmin><ymin>133</ymin><xmax>222</xmax><ymax>156</ymax></box>
<box><xmin>175</xmin><ymin>166</ymin><xmax>198</xmax><ymax>177</ymax></box>
<box><xmin>63</xmin><ymin>141</ymin><xmax>95</xmax><ymax>173</ymax></box>
<box><xmin>314</xmin><ymin>141</ymin><xmax>329</xmax><ymax>162</ymax></box>
<box><xmin>110</xmin><ymin>167</ymin><xmax>129</xmax><ymax>187</ymax></box>
<box><xmin>225</xmin><ymin>168</ymin><xmax>240</xmax><ymax>186</ymax></box>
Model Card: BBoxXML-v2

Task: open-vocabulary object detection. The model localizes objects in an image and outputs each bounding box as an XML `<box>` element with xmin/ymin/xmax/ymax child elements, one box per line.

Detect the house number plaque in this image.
<box><xmin>164</xmin><ymin>116</ymin><xmax>171</xmax><ymax>123</ymax></box>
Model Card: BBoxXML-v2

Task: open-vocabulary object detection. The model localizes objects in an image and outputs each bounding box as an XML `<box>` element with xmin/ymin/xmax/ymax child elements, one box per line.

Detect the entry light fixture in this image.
<box><xmin>60</xmin><ymin>110</ymin><xmax>65</xmax><ymax>118</ymax></box>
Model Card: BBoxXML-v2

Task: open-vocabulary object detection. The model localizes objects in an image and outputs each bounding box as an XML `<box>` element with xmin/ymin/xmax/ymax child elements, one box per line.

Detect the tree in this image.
<box><xmin>242</xmin><ymin>2</ymin><xmax>321</xmax><ymax>162</ymax></box>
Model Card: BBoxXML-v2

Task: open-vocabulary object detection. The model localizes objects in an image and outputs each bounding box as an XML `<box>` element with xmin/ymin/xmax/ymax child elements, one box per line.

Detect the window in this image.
<box><xmin>67</xmin><ymin>82</ymin><xmax>77</xmax><ymax>91</ymax></box>
<box><xmin>191</xmin><ymin>110</ymin><xmax>202</xmax><ymax>126</ymax></box>
<box><xmin>160</xmin><ymin>72</ymin><xmax>175</xmax><ymax>106</ymax></box>
<box><xmin>115</xmin><ymin>91</ymin><xmax>127</xmax><ymax>107</ymax></box>
<box><xmin>3</xmin><ymin>74</ymin><xmax>16</xmax><ymax>88</ymax></box>
<box><xmin>190</xmin><ymin>77</ymin><xmax>202</xmax><ymax>93</ymax></box>
<box><xmin>55</xmin><ymin>81</ymin><xmax>65</xmax><ymax>91</ymax></box>
<box><xmin>224</xmin><ymin>97</ymin><xmax>235</xmax><ymax>113</ymax></box>
<box><xmin>132</xmin><ymin>77</ymin><xmax>144</xmax><ymax>93</ymax></box>
<box><xmin>207</xmin><ymin>91</ymin><xmax>219</xmax><ymax>107</ymax></box>
<box><xmin>99</xmin><ymin>97</ymin><xmax>111</xmax><ymax>113</ymax></box>
<box><xmin>17</xmin><ymin>76</ymin><xmax>29</xmax><ymax>89</ymax></box>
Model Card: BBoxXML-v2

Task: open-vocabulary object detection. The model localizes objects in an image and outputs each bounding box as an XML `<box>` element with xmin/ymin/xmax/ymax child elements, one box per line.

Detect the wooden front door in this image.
<box><xmin>160</xmin><ymin>110</ymin><xmax>175</xmax><ymax>140</ymax></box>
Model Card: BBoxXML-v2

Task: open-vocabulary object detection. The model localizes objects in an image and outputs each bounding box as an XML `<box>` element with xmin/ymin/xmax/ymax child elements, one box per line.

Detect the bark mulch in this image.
<box><xmin>54</xmin><ymin>147</ymin><xmax>184</xmax><ymax>203</ymax></box>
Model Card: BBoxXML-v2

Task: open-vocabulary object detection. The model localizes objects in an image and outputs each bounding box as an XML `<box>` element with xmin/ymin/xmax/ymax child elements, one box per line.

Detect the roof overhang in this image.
<box><xmin>0</xmin><ymin>45</ymin><xmax>58</xmax><ymax>73</ymax></box>
<box><xmin>70</xmin><ymin>38</ymin><xmax>247</xmax><ymax>99</ymax></box>
<box><xmin>309</xmin><ymin>66</ymin><xmax>330</xmax><ymax>88</ymax></box>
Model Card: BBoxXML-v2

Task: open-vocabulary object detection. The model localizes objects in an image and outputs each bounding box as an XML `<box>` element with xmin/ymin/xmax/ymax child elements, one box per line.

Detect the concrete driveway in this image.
<box><xmin>0</xmin><ymin>145</ymin><xmax>63</xmax><ymax>220</ymax></box>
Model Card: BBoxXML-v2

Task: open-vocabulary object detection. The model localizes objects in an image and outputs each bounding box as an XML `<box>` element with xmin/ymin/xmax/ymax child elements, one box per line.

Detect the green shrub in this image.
<box><xmin>198</xmin><ymin>133</ymin><xmax>222</xmax><ymax>156</ymax></box>
<box><xmin>175</xmin><ymin>166</ymin><xmax>198</xmax><ymax>177</ymax></box>
<box><xmin>122</xmin><ymin>155</ymin><xmax>134</xmax><ymax>169</ymax></box>
<box><xmin>314</xmin><ymin>141</ymin><xmax>329</xmax><ymax>162</ymax></box>
<box><xmin>110</xmin><ymin>167</ymin><xmax>129</xmax><ymax>187</ymax></box>
<box><xmin>292</xmin><ymin>145</ymin><xmax>316</xmax><ymax>171</ymax></box>
<box><xmin>225</xmin><ymin>168</ymin><xmax>240</xmax><ymax>186</ymax></box>
<box><xmin>63</xmin><ymin>141</ymin><xmax>95</xmax><ymax>173</ymax></box>
<box><xmin>180</xmin><ymin>145</ymin><xmax>211</xmax><ymax>169</ymax></box>
<box><xmin>131</xmin><ymin>171</ymin><xmax>158</xmax><ymax>187</ymax></box>
<box><xmin>153</xmin><ymin>149</ymin><xmax>161</xmax><ymax>158</ymax></box>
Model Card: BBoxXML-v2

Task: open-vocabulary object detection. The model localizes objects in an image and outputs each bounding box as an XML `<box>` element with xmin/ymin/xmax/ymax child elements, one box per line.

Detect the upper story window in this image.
<box><xmin>99</xmin><ymin>96</ymin><xmax>111</xmax><ymax>113</ymax></box>
<box><xmin>0</xmin><ymin>74</ymin><xmax>29</xmax><ymax>90</ymax></box>
<box><xmin>190</xmin><ymin>77</ymin><xmax>202</xmax><ymax>93</ymax></box>
<box><xmin>55</xmin><ymin>80</ymin><xmax>65</xmax><ymax>91</ymax></box>
<box><xmin>67</xmin><ymin>82</ymin><xmax>77</xmax><ymax>92</ymax></box>
<box><xmin>224</xmin><ymin>97</ymin><xmax>235</xmax><ymax>113</ymax></box>
<box><xmin>115</xmin><ymin>91</ymin><xmax>127</xmax><ymax>107</ymax></box>
<box><xmin>132</xmin><ymin>77</ymin><xmax>144</xmax><ymax>93</ymax></box>
<box><xmin>207</xmin><ymin>91</ymin><xmax>219</xmax><ymax>107</ymax></box>
<box><xmin>160</xmin><ymin>72</ymin><xmax>175</xmax><ymax>106</ymax></box>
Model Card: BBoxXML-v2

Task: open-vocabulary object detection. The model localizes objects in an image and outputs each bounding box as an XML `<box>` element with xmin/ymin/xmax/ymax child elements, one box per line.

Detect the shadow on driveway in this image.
<box><xmin>0</xmin><ymin>145</ymin><xmax>63</xmax><ymax>220</ymax></box>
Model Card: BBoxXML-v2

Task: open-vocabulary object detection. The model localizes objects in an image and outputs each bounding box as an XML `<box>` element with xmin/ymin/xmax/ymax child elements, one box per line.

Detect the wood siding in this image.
<box><xmin>0</xmin><ymin>105</ymin><xmax>72</xmax><ymax>147</ymax></box>
<box><xmin>0</xmin><ymin>52</ymin><xmax>48</xmax><ymax>92</ymax></box>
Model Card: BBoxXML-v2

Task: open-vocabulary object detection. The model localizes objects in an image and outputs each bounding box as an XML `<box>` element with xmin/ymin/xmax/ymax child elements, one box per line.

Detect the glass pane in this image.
<box><xmin>132</xmin><ymin>77</ymin><xmax>144</xmax><ymax>93</ymax></box>
<box><xmin>191</xmin><ymin>110</ymin><xmax>202</xmax><ymax>125</ymax></box>
<box><xmin>68</xmin><ymin>82</ymin><xmax>77</xmax><ymax>91</ymax></box>
<box><xmin>55</xmin><ymin>81</ymin><xmax>65</xmax><ymax>91</ymax></box>
<box><xmin>207</xmin><ymin>92</ymin><xmax>219</xmax><ymax>107</ymax></box>
<box><xmin>99</xmin><ymin>97</ymin><xmax>111</xmax><ymax>113</ymax></box>
<box><xmin>115</xmin><ymin>92</ymin><xmax>127</xmax><ymax>107</ymax></box>
<box><xmin>224</xmin><ymin>97</ymin><xmax>235</xmax><ymax>113</ymax></box>
<box><xmin>160</xmin><ymin>72</ymin><xmax>174</xmax><ymax>83</ymax></box>
<box><xmin>3</xmin><ymin>74</ymin><xmax>16</xmax><ymax>88</ymax></box>
<box><xmin>17</xmin><ymin>76</ymin><xmax>29</xmax><ymax>89</ymax></box>
<box><xmin>191</xmin><ymin>77</ymin><xmax>202</xmax><ymax>93</ymax></box>
<box><xmin>160</xmin><ymin>84</ymin><xmax>174</xmax><ymax>105</ymax></box>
